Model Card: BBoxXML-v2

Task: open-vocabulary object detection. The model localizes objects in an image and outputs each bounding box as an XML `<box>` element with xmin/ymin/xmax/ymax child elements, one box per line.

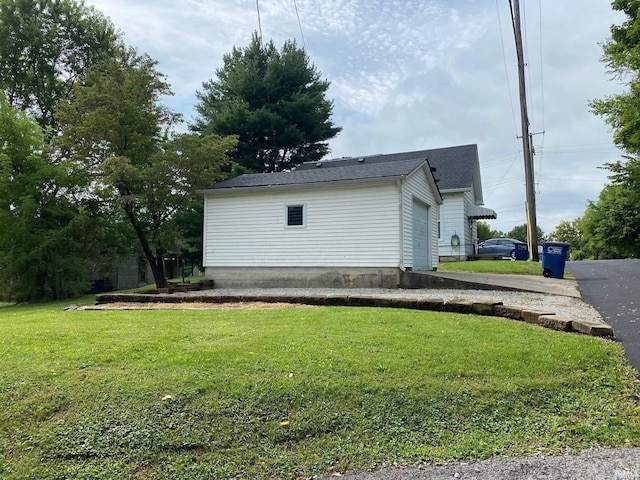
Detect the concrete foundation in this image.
<box><xmin>205</xmin><ymin>267</ymin><xmax>401</xmax><ymax>289</ymax></box>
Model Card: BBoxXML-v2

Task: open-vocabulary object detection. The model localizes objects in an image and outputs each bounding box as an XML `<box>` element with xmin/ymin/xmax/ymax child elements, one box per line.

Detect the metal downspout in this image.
<box><xmin>398</xmin><ymin>180</ymin><xmax>405</xmax><ymax>271</ymax></box>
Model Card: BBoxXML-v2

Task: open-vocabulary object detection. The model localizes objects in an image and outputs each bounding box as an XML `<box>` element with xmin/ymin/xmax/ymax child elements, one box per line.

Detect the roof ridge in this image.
<box><xmin>204</xmin><ymin>157</ymin><xmax>431</xmax><ymax>191</ymax></box>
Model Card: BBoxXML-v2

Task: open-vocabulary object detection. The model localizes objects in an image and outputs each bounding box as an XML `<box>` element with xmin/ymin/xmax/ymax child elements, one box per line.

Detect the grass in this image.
<box><xmin>123</xmin><ymin>275</ymin><xmax>207</xmax><ymax>293</ymax></box>
<box><xmin>439</xmin><ymin>259</ymin><xmax>564</xmax><ymax>276</ymax></box>
<box><xmin>1</xmin><ymin>300</ymin><xmax>638</xmax><ymax>479</ymax></box>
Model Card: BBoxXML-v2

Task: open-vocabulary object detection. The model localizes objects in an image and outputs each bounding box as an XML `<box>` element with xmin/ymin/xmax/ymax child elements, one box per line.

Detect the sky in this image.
<box><xmin>86</xmin><ymin>0</ymin><xmax>627</xmax><ymax>236</ymax></box>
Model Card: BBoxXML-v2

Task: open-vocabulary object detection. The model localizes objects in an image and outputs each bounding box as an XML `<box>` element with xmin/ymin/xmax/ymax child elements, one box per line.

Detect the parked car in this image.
<box><xmin>476</xmin><ymin>238</ymin><xmax>526</xmax><ymax>259</ymax></box>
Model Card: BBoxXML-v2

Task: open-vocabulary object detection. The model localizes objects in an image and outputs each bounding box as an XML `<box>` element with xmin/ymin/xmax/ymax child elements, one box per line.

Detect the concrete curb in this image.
<box><xmin>94</xmin><ymin>292</ymin><xmax>614</xmax><ymax>338</ymax></box>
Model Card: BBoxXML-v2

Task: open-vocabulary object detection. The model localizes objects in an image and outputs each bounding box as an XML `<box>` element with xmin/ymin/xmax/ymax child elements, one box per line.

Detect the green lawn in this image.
<box><xmin>1</xmin><ymin>299</ymin><xmax>638</xmax><ymax>479</ymax></box>
<box><xmin>439</xmin><ymin>260</ymin><xmax>552</xmax><ymax>276</ymax></box>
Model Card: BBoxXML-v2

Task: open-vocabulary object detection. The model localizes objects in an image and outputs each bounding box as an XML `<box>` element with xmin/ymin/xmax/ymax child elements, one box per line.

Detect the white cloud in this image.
<box><xmin>85</xmin><ymin>0</ymin><xmax>627</xmax><ymax>234</ymax></box>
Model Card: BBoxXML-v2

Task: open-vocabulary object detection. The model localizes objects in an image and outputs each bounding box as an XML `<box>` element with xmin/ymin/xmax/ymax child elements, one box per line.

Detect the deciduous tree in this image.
<box><xmin>506</xmin><ymin>224</ymin><xmax>545</xmax><ymax>243</ymax></box>
<box><xmin>56</xmin><ymin>49</ymin><xmax>237</xmax><ymax>288</ymax></box>
<box><xmin>0</xmin><ymin>96</ymin><xmax>98</xmax><ymax>300</ymax></box>
<box><xmin>476</xmin><ymin>221</ymin><xmax>504</xmax><ymax>242</ymax></box>
<box><xmin>0</xmin><ymin>0</ymin><xmax>121</xmax><ymax>133</ymax></box>
<box><xmin>587</xmin><ymin>0</ymin><xmax>640</xmax><ymax>257</ymax></box>
<box><xmin>549</xmin><ymin>219</ymin><xmax>587</xmax><ymax>258</ymax></box>
<box><xmin>580</xmin><ymin>158</ymin><xmax>640</xmax><ymax>258</ymax></box>
<box><xmin>193</xmin><ymin>34</ymin><xmax>341</xmax><ymax>173</ymax></box>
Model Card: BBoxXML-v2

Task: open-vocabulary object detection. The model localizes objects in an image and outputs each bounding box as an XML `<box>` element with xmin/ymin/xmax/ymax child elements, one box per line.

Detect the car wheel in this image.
<box><xmin>509</xmin><ymin>249</ymin><xmax>515</xmax><ymax>259</ymax></box>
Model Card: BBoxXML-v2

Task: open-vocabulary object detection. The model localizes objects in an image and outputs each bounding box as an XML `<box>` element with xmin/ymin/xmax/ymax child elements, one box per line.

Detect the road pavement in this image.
<box><xmin>566</xmin><ymin>259</ymin><xmax>640</xmax><ymax>374</ymax></box>
<box><xmin>317</xmin><ymin>447</ymin><xmax>640</xmax><ymax>480</ymax></box>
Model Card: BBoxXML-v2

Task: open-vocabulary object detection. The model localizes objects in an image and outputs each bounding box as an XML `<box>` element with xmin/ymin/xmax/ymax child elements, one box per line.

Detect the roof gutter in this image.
<box><xmin>438</xmin><ymin>187</ymin><xmax>472</xmax><ymax>194</ymax></box>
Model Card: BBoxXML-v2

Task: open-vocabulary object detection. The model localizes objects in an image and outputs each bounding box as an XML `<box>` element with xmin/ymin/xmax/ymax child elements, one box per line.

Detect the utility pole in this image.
<box><xmin>511</xmin><ymin>0</ymin><xmax>539</xmax><ymax>261</ymax></box>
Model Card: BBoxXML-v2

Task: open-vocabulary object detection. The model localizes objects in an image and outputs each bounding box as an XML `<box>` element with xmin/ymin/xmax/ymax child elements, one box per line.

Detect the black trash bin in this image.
<box><xmin>540</xmin><ymin>242</ymin><xmax>569</xmax><ymax>279</ymax></box>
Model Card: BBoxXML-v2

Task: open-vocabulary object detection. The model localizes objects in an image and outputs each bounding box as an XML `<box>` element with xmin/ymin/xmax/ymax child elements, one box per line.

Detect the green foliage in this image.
<box><xmin>579</xmin><ymin>158</ymin><xmax>640</xmax><ymax>258</ymax></box>
<box><xmin>0</xmin><ymin>1</ymin><xmax>231</xmax><ymax>297</ymax></box>
<box><xmin>602</xmin><ymin>0</ymin><xmax>640</xmax><ymax>75</ymax></box>
<box><xmin>56</xmin><ymin>49</ymin><xmax>237</xmax><ymax>288</ymax></box>
<box><xmin>585</xmin><ymin>1</ymin><xmax>640</xmax><ymax>257</ymax></box>
<box><xmin>194</xmin><ymin>33</ymin><xmax>341</xmax><ymax>172</ymax></box>
<box><xmin>549</xmin><ymin>219</ymin><xmax>588</xmax><ymax>259</ymax></box>
<box><xmin>174</xmin><ymin>199</ymin><xmax>205</xmax><ymax>267</ymax></box>
<box><xmin>0</xmin><ymin>0</ymin><xmax>121</xmax><ymax>132</ymax></box>
<box><xmin>0</xmin><ymin>305</ymin><xmax>638</xmax><ymax>478</ymax></box>
<box><xmin>476</xmin><ymin>221</ymin><xmax>504</xmax><ymax>241</ymax></box>
<box><xmin>56</xmin><ymin>48</ymin><xmax>175</xmax><ymax>166</ymax></box>
<box><xmin>549</xmin><ymin>220</ymin><xmax>581</xmax><ymax>246</ymax></box>
<box><xmin>591</xmin><ymin>78</ymin><xmax>640</xmax><ymax>154</ymax></box>
<box><xmin>591</xmin><ymin>0</ymin><xmax>640</xmax><ymax>154</ymax></box>
<box><xmin>506</xmin><ymin>223</ymin><xmax>545</xmax><ymax>243</ymax></box>
<box><xmin>506</xmin><ymin>224</ymin><xmax>527</xmax><ymax>242</ymax></box>
<box><xmin>590</xmin><ymin>0</ymin><xmax>640</xmax><ymax>155</ymax></box>
<box><xmin>0</xmin><ymin>97</ymin><xmax>94</xmax><ymax>300</ymax></box>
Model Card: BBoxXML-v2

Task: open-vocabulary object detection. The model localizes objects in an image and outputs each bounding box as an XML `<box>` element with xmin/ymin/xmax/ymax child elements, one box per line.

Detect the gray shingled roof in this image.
<box><xmin>204</xmin><ymin>157</ymin><xmax>430</xmax><ymax>190</ymax></box>
<box><xmin>202</xmin><ymin>144</ymin><xmax>479</xmax><ymax>196</ymax></box>
<box><xmin>296</xmin><ymin>144</ymin><xmax>479</xmax><ymax>191</ymax></box>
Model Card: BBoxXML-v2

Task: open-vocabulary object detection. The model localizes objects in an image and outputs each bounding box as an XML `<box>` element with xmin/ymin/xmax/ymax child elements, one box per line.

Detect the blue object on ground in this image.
<box><xmin>514</xmin><ymin>243</ymin><xmax>529</xmax><ymax>261</ymax></box>
<box><xmin>541</xmin><ymin>242</ymin><xmax>569</xmax><ymax>278</ymax></box>
<box><xmin>91</xmin><ymin>280</ymin><xmax>105</xmax><ymax>293</ymax></box>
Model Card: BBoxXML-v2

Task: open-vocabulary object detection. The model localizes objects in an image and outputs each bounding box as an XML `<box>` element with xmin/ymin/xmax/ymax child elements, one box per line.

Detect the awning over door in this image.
<box><xmin>468</xmin><ymin>205</ymin><xmax>497</xmax><ymax>219</ymax></box>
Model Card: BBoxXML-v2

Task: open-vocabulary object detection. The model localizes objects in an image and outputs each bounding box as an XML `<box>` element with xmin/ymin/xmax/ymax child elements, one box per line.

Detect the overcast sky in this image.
<box><xmin>86</xmin><ymin>0</ymin><xmax>626</xmax><ymax>235</ymax></box>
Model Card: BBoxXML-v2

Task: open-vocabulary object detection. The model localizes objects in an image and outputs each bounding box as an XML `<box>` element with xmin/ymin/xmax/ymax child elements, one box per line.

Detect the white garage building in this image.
<box><xmin>200</xmin><ymin>152</ymin><xmax>442</xmax><ymax>288</ymax></box>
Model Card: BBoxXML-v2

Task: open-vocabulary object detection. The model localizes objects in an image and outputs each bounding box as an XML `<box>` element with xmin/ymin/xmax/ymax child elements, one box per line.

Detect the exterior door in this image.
<box><xmin>412</xmin><ymin>200</ymin><xmax>430</xmax><ymax>270</ymax></box>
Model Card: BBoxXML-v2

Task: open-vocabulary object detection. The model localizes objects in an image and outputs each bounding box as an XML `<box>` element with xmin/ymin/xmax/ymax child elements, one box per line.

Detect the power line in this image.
<box><xmin>293</xmin><ymin>0</ymin><xmax>307</xmax><ymax>50</ymax></box>
<box><xmin>537</xmin><ymin>0</ymin><xmax>546</xmax><ymax>138</ymax></box>
<box><xmin>254</xmin><ymin>0</ymin><xmax>281</xmax><ymax>171</ymax></box>
<box><xmin>256</xmin><ymin>0</ymin><xmax>264</xmax><ymax>48</ymax></box>
<box><xmin>534</xmin><ymin>0</ymin><xmax>546</xmax><ymax>185</ymax></box>
<box><xmin>495</xmin><ymin>0</ymin><xmax>520</xmax><ymax>145</ymax></box>
<box><xmin>482</xmin><ymin>151</ymin><xmax>523</xmax><ymax>167</ymax></box>
<box><xmin>521</xmin><ymin>0</ymin><xmax>536</xmax><ymax>131</ymax></box>
<box><xmin>484</xmin><ymin>154</ymin><xmax>520</xmax><ymax>200</ymax></box>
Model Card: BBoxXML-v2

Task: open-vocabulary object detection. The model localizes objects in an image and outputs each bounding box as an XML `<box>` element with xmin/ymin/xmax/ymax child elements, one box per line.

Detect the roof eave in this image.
<box><xmin>417</xmin><ymin>162</ymin><xmax>443</xmax><ymax>204</ymax></box>
<box><xmin>439</xmin><ymin>187</ymin><xmax>472</xmax><ymax>194</ymax></box>
<box><xmin>199</xmin><ymin>175</ymin><xmax>408</xmax><ymax>195</ymax></box>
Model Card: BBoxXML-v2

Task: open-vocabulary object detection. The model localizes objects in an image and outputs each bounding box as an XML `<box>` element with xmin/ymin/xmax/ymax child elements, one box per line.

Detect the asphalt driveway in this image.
<box><xmin>566</xmin><ymin>259</ymin><xmax>640</xmax><ymax>374</ymax></box>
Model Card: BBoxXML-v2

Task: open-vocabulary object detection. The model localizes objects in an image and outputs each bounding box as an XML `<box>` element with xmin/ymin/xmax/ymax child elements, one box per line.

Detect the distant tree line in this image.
<box><xmin>0</xmin><ymin>0</ymin><xmax>340</xmax><ymax>300</ymax></box>
<box><xmin>476</xmin><ymin>222</ymin><xmax>545</xmax><ymax>244</ymax></box>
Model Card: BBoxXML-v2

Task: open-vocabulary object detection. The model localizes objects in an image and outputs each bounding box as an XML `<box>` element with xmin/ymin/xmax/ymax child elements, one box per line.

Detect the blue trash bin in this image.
<box><xmin>91</xmin><ymin>279</ymin><xmax>105</xmax><ymax>293</ymax></box>
<box><xmin>541</xmin><ymin>242</ymin><xmax>569</xmax><ymax>278</ymax></box>
<box><xmin>514</xmin><ymin>243</ymin><xmax>528</xmax><ymax>261</ymax></box>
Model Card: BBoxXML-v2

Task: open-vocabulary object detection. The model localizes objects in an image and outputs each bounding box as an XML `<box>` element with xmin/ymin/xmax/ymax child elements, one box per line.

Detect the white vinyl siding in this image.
<box><xmin>462</xmin><ymin>190</ymin><xmax>476</xmax><ymax>257</ymax></box>
<box><xmin>401</xmin><ymin>166</ymin><xmax>440</xmax><ymax>270</ymax></box>
<box><xmin>204</xmin><ymin>182</ymin><xmax>400</xmax><ymax>267</ymax></box>
<box><xmin>438</xmin><ymin>189</ymin><xmax>481</xmax><ymax>259</ymax></box>
<box><xmin>439</xmin><ymin>192</ymin><xmax>465</xmax><ymax>258</ymax></box>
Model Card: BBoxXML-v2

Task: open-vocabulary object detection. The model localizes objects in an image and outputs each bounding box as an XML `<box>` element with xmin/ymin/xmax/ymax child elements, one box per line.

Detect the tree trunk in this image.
<box><xmin>122</xmin><ymin>202</ymin><xmax>167</xmax><ymax>288</ymax></box>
